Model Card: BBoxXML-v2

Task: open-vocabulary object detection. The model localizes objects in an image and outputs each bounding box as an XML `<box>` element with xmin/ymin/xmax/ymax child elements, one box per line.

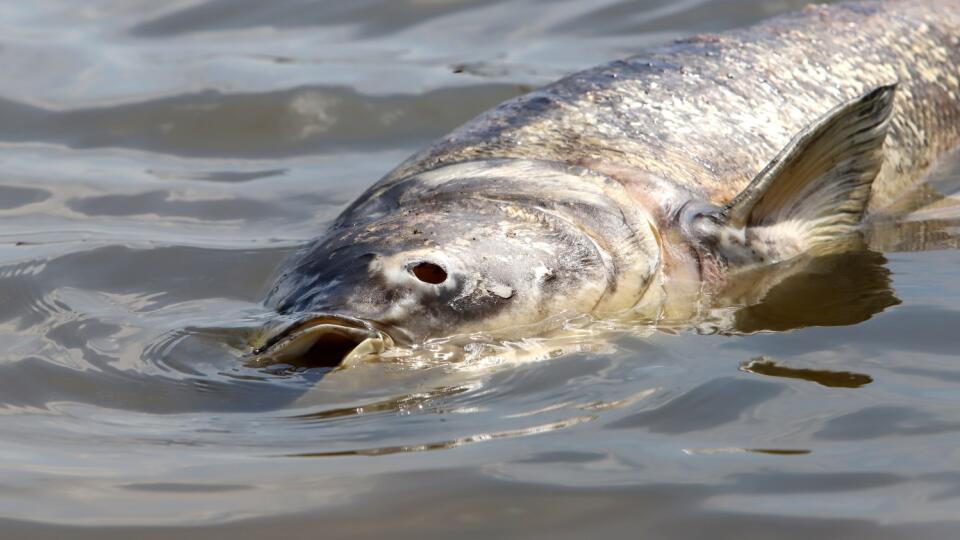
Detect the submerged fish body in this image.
<box><xmin>261</xmin><ymin>0</ymin><xmax>960</xmax><ymax>366</ymax></box>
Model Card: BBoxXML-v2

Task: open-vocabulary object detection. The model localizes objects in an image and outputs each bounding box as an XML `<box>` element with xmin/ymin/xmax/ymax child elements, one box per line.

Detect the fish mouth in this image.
<box><xmin>253</xmin><ymin>314</ymin><xmax>395</xmax><ymax>368</ymax></box>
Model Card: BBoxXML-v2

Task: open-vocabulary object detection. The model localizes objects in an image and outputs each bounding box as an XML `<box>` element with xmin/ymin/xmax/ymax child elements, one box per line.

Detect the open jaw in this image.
<box><xmin>254</xmin><ymin>314</ymin><xmax>394</xmax><ymax>368</ymax></box>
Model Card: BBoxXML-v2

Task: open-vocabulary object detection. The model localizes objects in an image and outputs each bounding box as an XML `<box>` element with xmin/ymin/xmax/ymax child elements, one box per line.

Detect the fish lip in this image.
<box><xmin>257</xmin><ymin>314</ymin><xmax>374</xmax><ymax>353</ymax></box>
<box><xmin>254</xmin><ymin>313</ymin><xmax>396</xmax><ymax>366</ymax></box>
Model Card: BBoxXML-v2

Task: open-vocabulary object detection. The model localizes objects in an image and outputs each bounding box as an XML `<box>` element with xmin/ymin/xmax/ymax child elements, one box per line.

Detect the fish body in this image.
<box><xmin>386</xmin><ymin>0</ymin><xmax>960</xmax><ymax>213</ymax></box>
<box><xmin>261</xmin><ymin>0</ymin><xmax>960</xmax><ymax>366</ymax></box>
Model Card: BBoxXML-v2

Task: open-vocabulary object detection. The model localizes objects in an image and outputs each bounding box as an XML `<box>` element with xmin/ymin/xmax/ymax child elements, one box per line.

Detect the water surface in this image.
<box><xmin>2</xmin><ymin>0</ymin><xmax>960</xmax><ymax>538</ymax></box>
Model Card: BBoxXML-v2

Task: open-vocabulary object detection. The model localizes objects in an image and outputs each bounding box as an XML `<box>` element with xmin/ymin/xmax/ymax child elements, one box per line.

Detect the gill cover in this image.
<box><xmin>266</xmin><ymin>159</ymin><xmax>664</xmax><ymax>342</ymax></box>
<box><xmin>355</xmin><ymin>160</ymin><xmax>664</xmax><ymax>317</ymax></box>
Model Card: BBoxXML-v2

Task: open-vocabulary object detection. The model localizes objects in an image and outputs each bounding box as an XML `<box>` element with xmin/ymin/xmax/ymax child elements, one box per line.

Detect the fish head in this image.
<box><xmin>258</xmin><ymin>160</ymin><xmax>664</xmax><ymax>366</ymax></box>
<box><xmin>258</xmin><ymin>84</ymin><xmax>899</xmax><ymax>366</ymax></box>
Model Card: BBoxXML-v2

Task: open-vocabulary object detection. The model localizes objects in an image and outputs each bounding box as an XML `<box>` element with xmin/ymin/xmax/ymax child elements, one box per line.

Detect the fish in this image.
<box><xmin>256</xmin><ymin>0</ymin><xmax>960</xmax><ymax>368</ymax></box>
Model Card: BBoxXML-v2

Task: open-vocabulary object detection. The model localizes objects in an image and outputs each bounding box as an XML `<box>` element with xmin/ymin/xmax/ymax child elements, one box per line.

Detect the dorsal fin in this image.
<box><xmin>723</xmin><ymin>84</ymin><xmax>896</xmax><ymax>236</ymax></box>
<box><xmin>689</xmin><ymin>84</ymin><xmax>897</xmax><ymax>267</ymax></box>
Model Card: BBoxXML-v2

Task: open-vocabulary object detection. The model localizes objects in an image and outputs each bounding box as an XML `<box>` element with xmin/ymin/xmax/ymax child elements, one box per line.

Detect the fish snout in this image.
<box><xmin>253</xmin><ymin>314</ymin><xmax>395</xmax><ymax>368</ymax></box>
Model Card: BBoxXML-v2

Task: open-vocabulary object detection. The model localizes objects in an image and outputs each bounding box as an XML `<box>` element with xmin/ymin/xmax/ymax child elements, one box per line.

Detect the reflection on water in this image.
<box><xmin>740</xmin><ymin>357</ymin><xmax>874</xmax><ymax>388</ymax></box>
<box><xmin>728</xmin><ymin>250</ymin><xmax>900</xmax><ymax>333</ymax></box>
<box><xmin>1</xmin><ymin>0</ymin><xmax>960</xmax><ymax>538</ymax></box>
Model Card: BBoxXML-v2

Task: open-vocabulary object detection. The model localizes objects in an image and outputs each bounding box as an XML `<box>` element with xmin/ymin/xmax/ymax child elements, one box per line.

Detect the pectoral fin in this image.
<box><xmin>690</xmin><ymin>84</ymin><xmax>896</xmax><ymax>266</ymax></box>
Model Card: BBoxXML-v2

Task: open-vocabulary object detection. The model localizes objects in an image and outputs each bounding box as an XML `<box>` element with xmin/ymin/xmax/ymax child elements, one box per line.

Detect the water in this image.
<box><xmin>2</xmin><ymin>0</ymin><xmax>960</xmax><ymax>538</ymax></box>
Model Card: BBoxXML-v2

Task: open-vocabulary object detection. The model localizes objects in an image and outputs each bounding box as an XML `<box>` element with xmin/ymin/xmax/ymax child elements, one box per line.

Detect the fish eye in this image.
<box><xmin>410</xmin><ymin>261</ymin><xmax>447</xmax><ymax>284</ymax></box>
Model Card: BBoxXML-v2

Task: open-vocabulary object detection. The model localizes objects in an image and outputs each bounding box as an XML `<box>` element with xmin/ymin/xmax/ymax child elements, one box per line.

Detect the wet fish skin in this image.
<box><xmin>263</xmin><ymin>0</ymin><xmax>960</xmax><ymax>358</ymax></box>
<box><xmin>385</xmin><ymin>0</ymin><xmax>960</xmax><ymax>213</ymax></box>
<box><xmin>267</xmin><ymin>159</ymin><xmax>661</xmax><ymax>342</ymax></box>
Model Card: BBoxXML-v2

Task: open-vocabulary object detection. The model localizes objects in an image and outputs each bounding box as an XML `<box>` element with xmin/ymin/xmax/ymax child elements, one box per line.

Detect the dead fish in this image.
<box><xmin>257</xmin><ymin>0</ymin><xmax>960</xmax><ymax>367</ymax></box>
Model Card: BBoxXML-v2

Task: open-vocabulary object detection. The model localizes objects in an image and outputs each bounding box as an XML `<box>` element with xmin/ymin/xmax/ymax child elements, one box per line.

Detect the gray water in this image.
<box><xmin>2</xmin><ymin>1</ymin><xmax>960</xmax><ymax>538</ymax></box>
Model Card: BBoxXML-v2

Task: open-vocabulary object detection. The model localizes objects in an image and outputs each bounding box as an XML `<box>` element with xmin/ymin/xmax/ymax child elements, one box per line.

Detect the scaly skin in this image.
<box><xmin>260</xmin><ymin>1</ymin><xmax>960</xmax><ymax>362</ymax></box>
<box><xmin>383</xmin><ymin>0</ymin><xmax>960</xmax><ymax>213</ymax></box>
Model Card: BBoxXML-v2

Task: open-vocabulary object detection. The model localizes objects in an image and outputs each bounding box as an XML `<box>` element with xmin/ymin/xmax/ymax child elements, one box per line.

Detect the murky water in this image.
<box><xmin>2</xmin><ymin>1</ymin><xmax>960</xmax><ymax>538</ymax></box>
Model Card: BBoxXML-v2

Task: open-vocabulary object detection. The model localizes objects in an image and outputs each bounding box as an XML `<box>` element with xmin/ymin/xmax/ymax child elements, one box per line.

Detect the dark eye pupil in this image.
<box><xmin>411</xmin><ymin>262</ymin><xmax>447</xmax><ymax>284</ymax></box>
